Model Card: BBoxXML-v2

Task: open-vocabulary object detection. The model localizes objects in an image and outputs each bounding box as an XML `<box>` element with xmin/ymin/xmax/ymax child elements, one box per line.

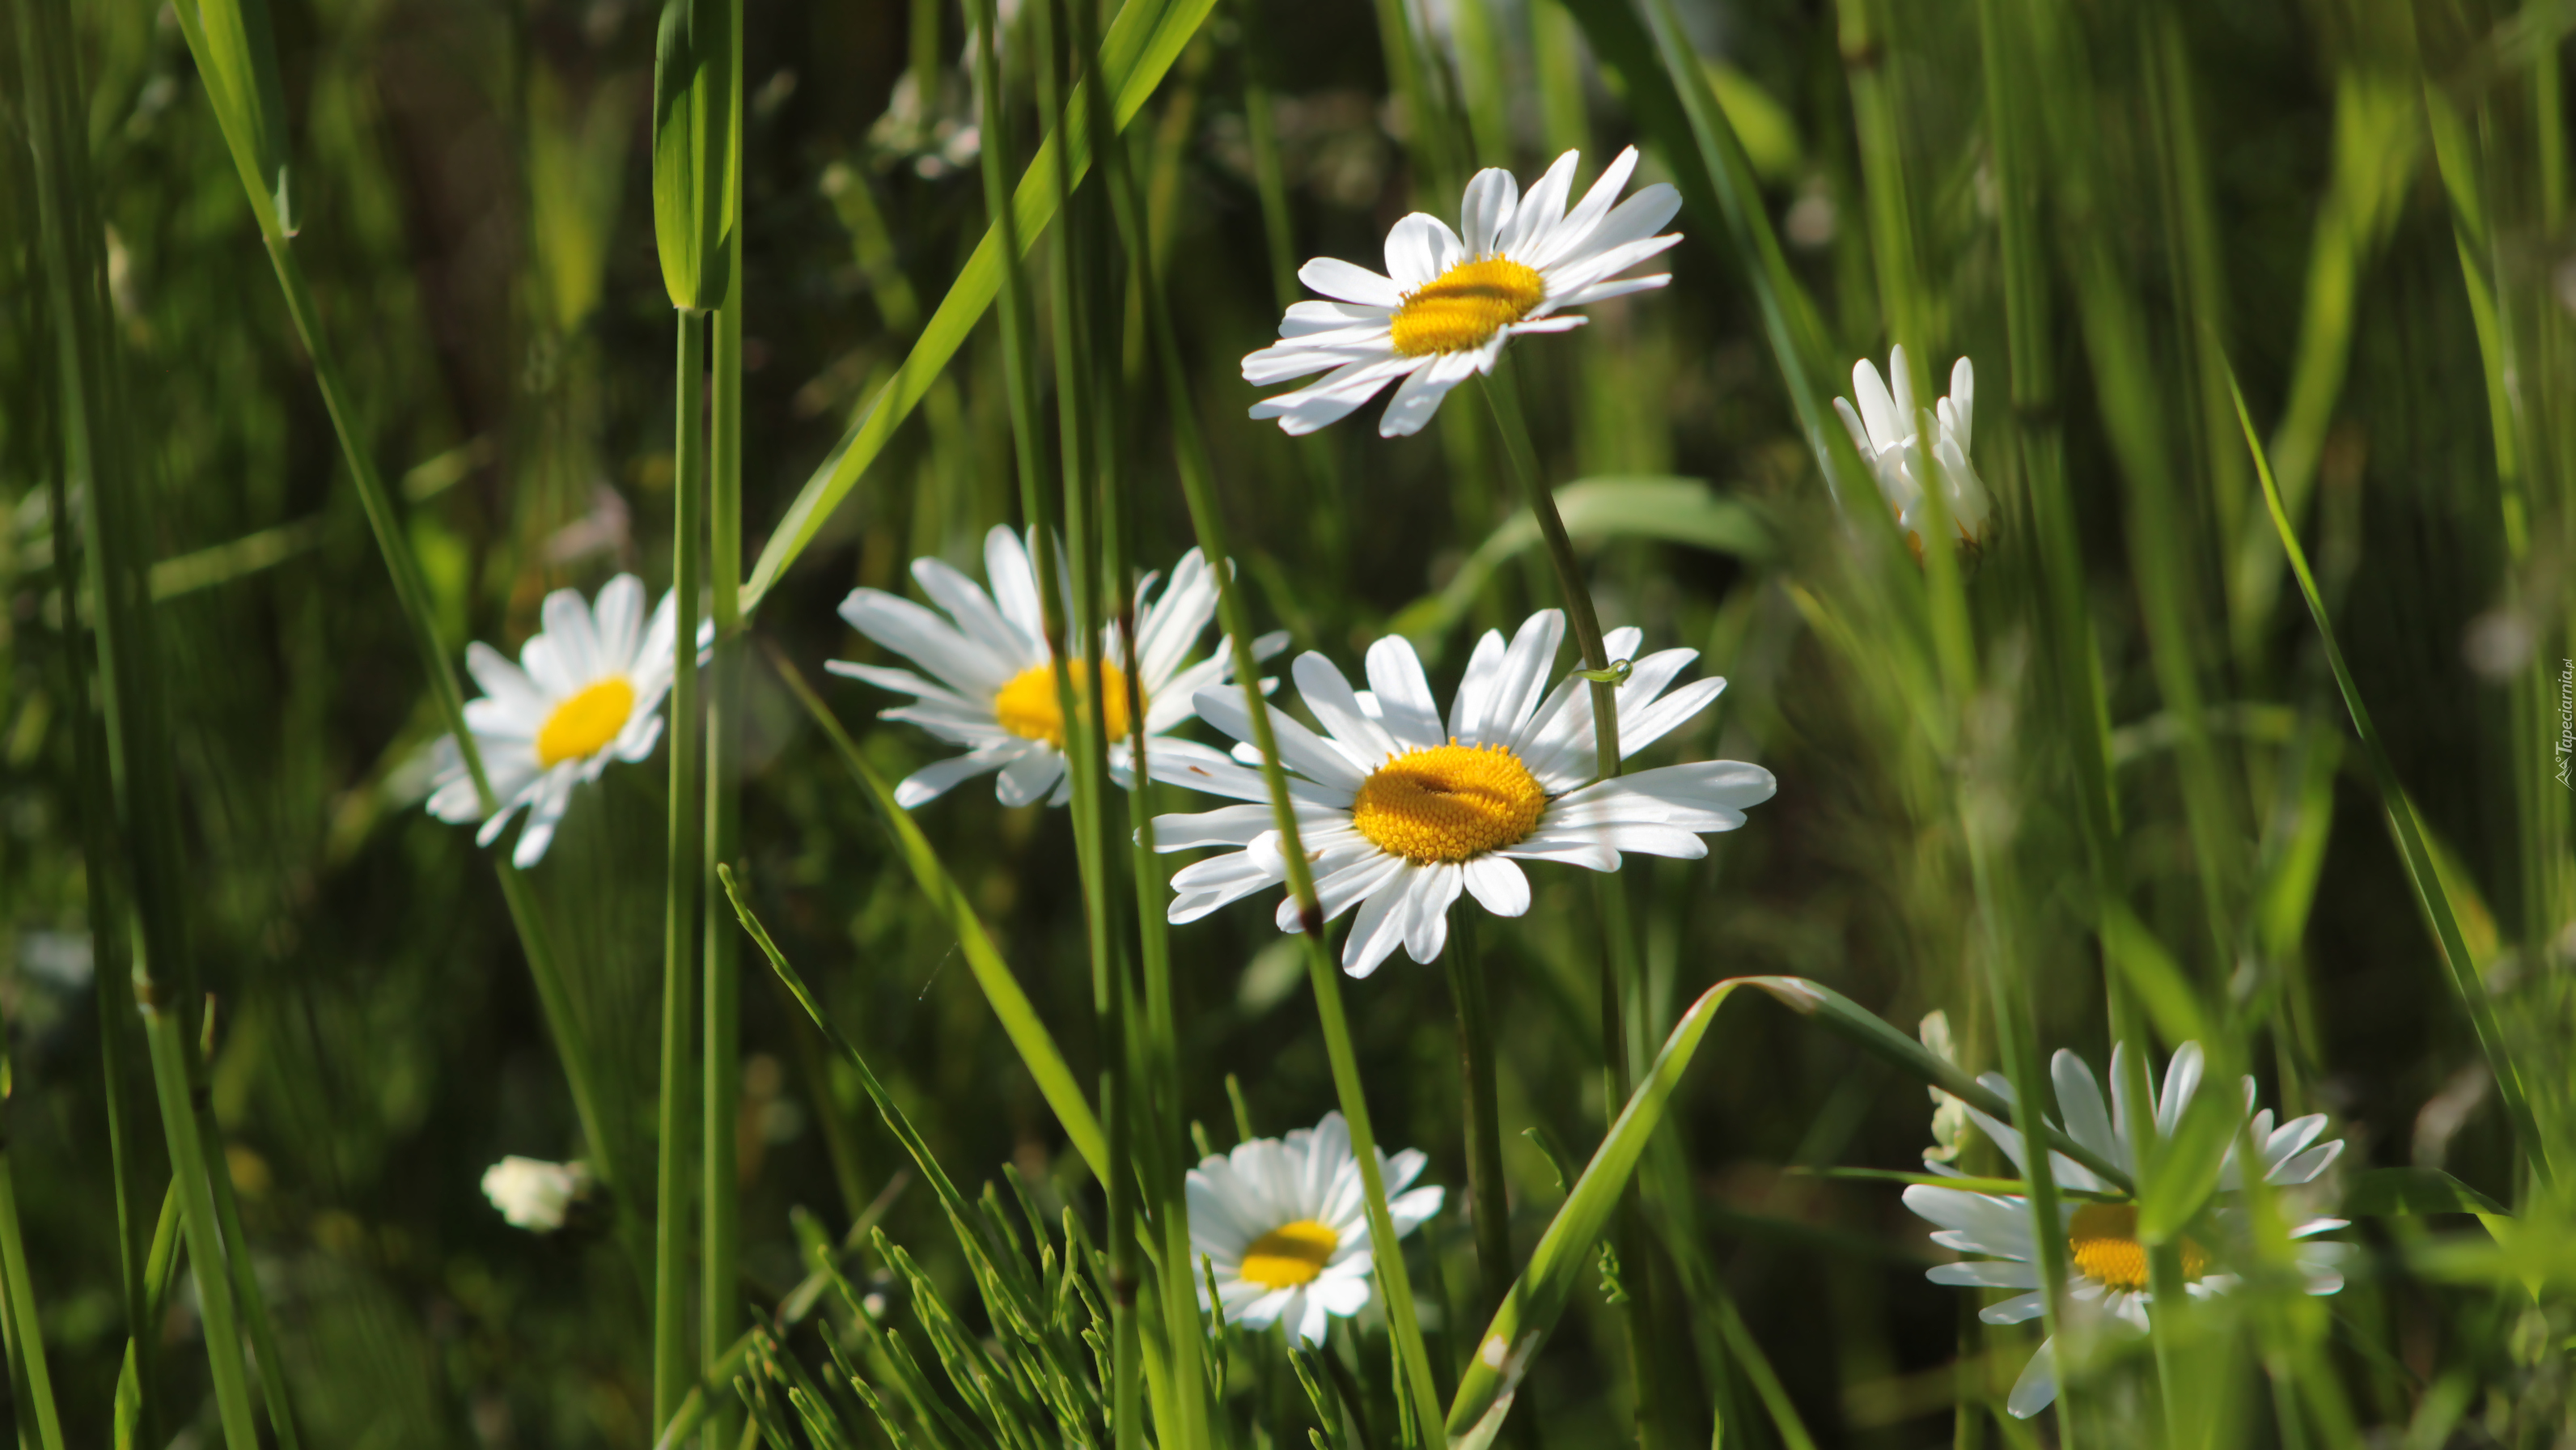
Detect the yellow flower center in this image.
<box><xmin>993</xmin><ymin>661</ymin><xmax>1133</xmax><ymax>748</ymax></box>
<box><xmin>535</xmin><ymin>678</ymin><xmax>637</xmax><ymax>767</ymax></box>
<box><xmin>1240</xmin><ymin>1219</ymin><xmax>1341</xmax><ymax>1289</ymax></box>
<box><xmin>2067</xmin><ymin>1202</ymin><xmax>2210</xmax><ymax>1292</ymax></box>
<box><xmin>1389</xmin><ymin>258</ymin><xmax>1549</xmax><ymax>357</ymax></box>
<box><xmin>1350</xmin><ymin>741</ymin><xmax>1548</xmax><ymax>863</ymax></box>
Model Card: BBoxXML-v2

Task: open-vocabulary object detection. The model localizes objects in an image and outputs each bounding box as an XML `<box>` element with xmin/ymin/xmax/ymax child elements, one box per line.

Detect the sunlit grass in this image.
<box><xmin>4</xmin><ymin>0</ymin><xmax>2571</xmax><ymax>1445</ymax></box>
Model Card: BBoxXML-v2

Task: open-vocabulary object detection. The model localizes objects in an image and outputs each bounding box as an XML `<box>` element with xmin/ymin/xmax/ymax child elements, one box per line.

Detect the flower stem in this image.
<box><xmin>655</xmin><ymin>307</ymin><xmax>710</xmax><ymax>1435</ymax></box>
<box><xmin>1443</xmin><ymin>915</ymin><xmax>1513</xmax><ymax>1316</ymax></box>
<box><xmin>141</xmin><ymin>997</ymin><xmax>265</xmax><ymax>1450</ymax></box>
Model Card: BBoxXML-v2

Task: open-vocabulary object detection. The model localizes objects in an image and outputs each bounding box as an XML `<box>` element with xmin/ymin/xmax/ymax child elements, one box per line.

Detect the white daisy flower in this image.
<box><xmin>830</xmin><ymin>525</ymin><xmax>1287</xmax><ymax>809</ymax></box>
<box><xmin>1901</xmin><ymin>1042</ymin><xmax>2351</xmax><ymax>1419</ymax></box>
<box><xmin>428</xmin><ymin>574</ymin><xmax>682</xmax><ymax>868</ymax></box>
<box><xmin>1243</xmin><ymin>146</ymin><xmax>1681</xmax><ymax>438</ymax></box>
<box><xmin>1150</xmin><ymin>610</ymin><xmax>1777</xmax><ymax>977</ymax></box>
<box><xmin>1188</xmin><ymin>1111</ymin><xmax>1445</xmax><ymax>1345</ymax></box>
<box><xmin>1832</xmin><ymin>346</ymin><xmax>1990</xmax><ymax>552</ymax></box>
<box><xmin>481</xmin><ymin>1155</ymin><xmax>594</xmax><ymax>1233</ymax></box>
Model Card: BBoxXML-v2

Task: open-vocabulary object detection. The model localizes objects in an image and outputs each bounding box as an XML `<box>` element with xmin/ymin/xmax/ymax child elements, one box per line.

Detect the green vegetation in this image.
<box><xmin>2</xmin><ymin>0</ymin><xmax>2570</xmax><ymax>1444</ymax></box>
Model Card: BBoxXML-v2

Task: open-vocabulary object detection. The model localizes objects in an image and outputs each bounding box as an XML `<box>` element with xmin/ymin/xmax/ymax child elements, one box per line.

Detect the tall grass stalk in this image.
<box><xmin>655</xmin><ymin>309</ymin><xmax>710</xmax><ymax>1431</ymax></box>
<box><xmin>20</xmin><ymin>2</ymin><xmax>275</xmax><ymax>1440</ymax></box>
<box><xmin>2231</xmin><ymin>373</ymin><xmax>2557</xmax><ymax>1196</ymax></box>
<box><xmin>1132</xmin><ymin>158</ymin><xmax>1449</xmax><ymax>1434</ymax></box>
<box><xmin>168</xmin><ymin>0</ymin><xmax>621</xmax><ymax>1192</ymax></box>
<box><xmin>139</xmin><ymin>1003</ymin><xmax>264</xmax><ymax>1449</ymax></box>
<box><xmin>699</xmin><ymin>26</ymin><xmax>748</xmax><ymax>1442</ymax></box>
<box><xmin>0</xmin><ymin>1045</ymin><xmax>67</xmax><ymax>1450</ymax></box>
<box><xmin>1443</xmin><ymin>915</ymin><xmax>1512</xmax><ymax>1314</ymax></box>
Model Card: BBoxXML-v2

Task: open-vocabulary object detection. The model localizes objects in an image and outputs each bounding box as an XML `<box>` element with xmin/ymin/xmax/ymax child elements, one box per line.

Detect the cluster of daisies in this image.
<box><xmin>448</xmin><ymin>148</ymin><xmax>2351</xmax><ymax>1390</ymax></box>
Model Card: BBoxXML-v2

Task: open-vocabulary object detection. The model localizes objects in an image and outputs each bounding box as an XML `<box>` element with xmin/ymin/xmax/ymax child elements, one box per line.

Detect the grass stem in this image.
<box><xmin>656</xmin><ymin>308</ymin><xmax>711</xmax><ymax>1431</ymax></box>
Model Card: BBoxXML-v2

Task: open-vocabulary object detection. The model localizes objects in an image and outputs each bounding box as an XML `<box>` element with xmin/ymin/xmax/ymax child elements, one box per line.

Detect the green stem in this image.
<box><xmin>1444</xmin><ymin>915</ymin><xmax>1513</xmax><ymax>1316</ymax></box>
<box><xmin>194</xmin><ymin>1060</ymin><xmax>304</xmax><ymax>1450</ymax></box>
<box><xmin>141</xmin><ymin>999</ymin><xmax>265</xmax><ymax>1450</ymax></box>
<box><xmin>0</xmin><ymin>1086</ymin><xmax>66</xmax><ymax>1450</ymax></box>
<box><xmin>1136</xmin><ymin>190</ymin><xmax>1447</xmax><ymax>1442</ymax></box>
<box><xmin>701</xmin><ymin>47</ymin><xmax>748</xmax><ymax>1444</ymax></box>
<box><xmin>656</xmin><ymin>308</ymin><xmax>710</xmax><ymax>1432</ymax></box>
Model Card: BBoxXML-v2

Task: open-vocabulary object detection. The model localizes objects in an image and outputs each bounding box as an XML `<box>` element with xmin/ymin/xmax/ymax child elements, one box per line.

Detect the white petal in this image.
<box><xmin>1979</xmin><ymin>1291</ymin><xmax>2050</xmax><ymax>1326</ymax></box>
<box><xmin>1458</xmin><ymin>167</ymin><xmax>1520</xmax><ymax>255</ymax></box>
<box><xmin>1502</xmin><ymin>150</ymin><xmax>1580</xmax><ymax>253</ymax></box>
<box><xmin>1363</xmin><ymin>637</ymin><xmax>1447</xmax><ymax>750</ymax></box>
<box><xmin>1930</xmin><ymin>1261</ymin><xmax>2045</xmax><ymax>1290</ymax></box>
<box><xmin>1462</xmin><ymin>856</ymin><xmax>1530</xmax><ymax>917</ymax></box>
<box><xmin>1376</xmin><ymin>350</ymin><xmax>1477</xmax><ymax>438</ymax></box>
<box><xmin>1400</xmin><ymin>863</ymin><xmax>1465</xmax><ymax>963</ymax></box>
<box><xmin>1385</xmin><ymin>212</ymin><xmax>1463</xmax><ymax>290</ymax></box>
<box><xmin>2005</xmin><ymin>1340</ymin><xmax>2058</xmax><ymax>1418</ymax></box>
<box><xmin>1250</xmin><ymin>354</ymin><xmax>1423</xmax><ymax>436</ymax></box>
<box><xmin>1340</xmin><ymin>866</ymin><xmax>1417</xmax><ymax>977</ymax></box>
<box><xmin>895</xmin><ymin>748</ymin><xmax>1019</xmax><ymax>808</ymax></box>
<box><xmin>1299</xmin><ymin>257</ymin><xmax>1404</xmax><ymax>309</ymax></box>
<box><xmin>914</xmin><ymin>554</ymin><xmax>1040</xmax><ymax>662</ymax></box>
<box><xmin>995</xmin><ymin>748</ymin><xmax>1067</xmax><ymax>808</ymax></box>
<box><xmin>2052</xmin><ymin>1051</ymin><xmax>2120</xmax><ymax>1167</ymax></box>
<box><xmin>591</xmin><ymin>574</ymin><xmax>647</xmax><ymax>671</ymax></box>
<box><xmin>1293</xmin><ymin>653</ymin><xmax>1400</xmax><ymax>765</ymax></box>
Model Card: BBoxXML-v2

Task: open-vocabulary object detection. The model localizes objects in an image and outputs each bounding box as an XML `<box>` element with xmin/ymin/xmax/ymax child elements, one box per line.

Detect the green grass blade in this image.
<box><xmin>1557</xmin><ymin>0</ymin><xmax>1858</xmax><ymax>509</ymax></box>
<box><xmin>0</xmin><ymin>1086</ymin><xmax>66</xmax><ymax>1450</ymax></box>
<box><xmin>740</xmin><ymin>0</ymin><xmax>1222</xmax><ymax>612</ymax></box>
<box><xmin>765</xmin><ymin>649</ymin><xmax>1109</xmax><ymax>1178</ymax></box>
<box><xmin>651</xmin><ymin>0</ymin><xmax>736</xmax><ymax>312</ymax></box>
<box><xmin>2227</xmin><ymin>365</ymin><xmax>2557</xmax><ymax>1195</ymax></box>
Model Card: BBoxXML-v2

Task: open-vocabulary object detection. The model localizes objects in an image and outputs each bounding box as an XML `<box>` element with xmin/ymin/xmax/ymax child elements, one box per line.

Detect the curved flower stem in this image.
<box><xmin>1444</xmin><ymin>916</ymin><xmax>1514</xmax><ymax>1316</ymax></box>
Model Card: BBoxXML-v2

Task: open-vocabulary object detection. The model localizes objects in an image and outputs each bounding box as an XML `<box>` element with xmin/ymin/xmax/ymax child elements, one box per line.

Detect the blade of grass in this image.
<box><xmin>741</xmin><ymin>0</ymin><xmax>1226</xmax><ymax>611</ymax></box>
<box><xmin>22</xmin><ymin>4</ymin><xmax>271</xmax><ymax>1440</ymax></box>
<box><xmin>0</xmin><ymin>1051</ymin><xmax>66</xmax><ymax>1450</ymax></box>
<box><xmin>656</xmin><ymin>312</ymin><xmax>710</xmax><ymax>1433</ymax></box>
<box><xmin>765</xmin><ymin>648</ymin><xmax>1109</xmax><ymax>1177</ymax></box>
<box><xmin>1125</xmin><ymin>131</ymin><xmax>1449</xmax><ymax>1438</ymax></box>
<box><xmin>172</xmin><ymin>0</ymin><xmax>621</xmax><ymax>1195</ymax></box>
<box><xmin>2227</xmin><ymin>365</ymin><xmax>2557</xmax><ymax>1195</ymax></box>
<box><xmin>701</xmin><ymin>1</ymin><xmax>748</xmax><ymax>1438</ymax></box>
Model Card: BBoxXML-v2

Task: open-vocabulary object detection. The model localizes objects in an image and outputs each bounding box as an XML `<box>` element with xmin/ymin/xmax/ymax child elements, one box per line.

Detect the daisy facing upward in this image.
<box><xmin>1243</xmin><ymin>146</ymin><xmax>1682</xmax><ymax>438</ymax></box>
<box><xmin>1189</xmin><ymin>1112</ymin><xmax>1444</xmax><ymax>1346</ymax></box>
<box><xmin>833</xmin><ymin>525</ymin><xmax>1286</xmax><ymax>809</ymax></box>
<box><xmin>429</xmin><ymin>574</ymin><xmax>683</xmax><ymax>867</ymax></box>
<box><xmin>1903</xmin><ymin>1042</ymin><xmax>2350</xmax><ymax>1419</ymax></box>
<box><xmin>1150</xmin><ymin>609</ymin><xmax>1777</xmax><ymax>976</ymax></box>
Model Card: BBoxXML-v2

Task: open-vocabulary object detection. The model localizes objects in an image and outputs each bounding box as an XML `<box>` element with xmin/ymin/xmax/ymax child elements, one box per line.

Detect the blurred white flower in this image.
<box><xmin>1902</xmin><ymin>1042</ymin><xmax>2349</xmax><ymax>1418</ymax></box>
<box><xmin>1833</xmin><ymin>346</ymin><xmax>1990</xmax><ymax>553</ymax></box>
<box><xmin>428</xmin><ymin>575</ymin><xmax>684</xmax><ymax>867</ymax></box>
<box><xmin>1188</xmin><ymin>1112</ymin><xmax>1443</xmax><ymax>1345</ymax></box>
<box><xmin>481</xmin><ymin>1156</ymin><xmax>593</xmax><ymax>1233</ymax></box>
<box><xmin>832</xmin><ymin>525</ymin><xmax>1286</xmax><ymax>809</ymax></box>
<box><xmin>1243</xmin><ymin>147</ymin><xmax>1680</xmax><ymax>438</ymax></box>
<box><xmin>1151</xmin><ymin>610</ymin><xmax>1774</xmax><ymax>977</ymax></box>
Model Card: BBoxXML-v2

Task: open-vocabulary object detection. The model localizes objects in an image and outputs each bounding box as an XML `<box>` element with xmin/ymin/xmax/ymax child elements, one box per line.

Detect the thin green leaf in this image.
<box><xmin>762</xmin><ymin>649</ymin><xmax>1108</xmax><ymax>1178</ymax></box>
<box><xmin>173</xmin><ymin>0</ymin><xmax>295</xmax><ymax>236</ymax></box>
<box><xmin>740</xmin><ymin>0</ymin><xmax>1221</xmax><ymax>611</ymax></box>
<box><xmin>2227</xmin><ymin>364</ymin><xmax>2556</xmax><ymax>1195</ymax></box>
<box><xmin>650</xmin><ymin>0</ymin><xmax>736</xmax><ymax>310</ymax></box>
<box><xmin>2341</xmin><ymin>1168</ymin><xmax>2507</xmax><ymax>1218</ymax></box>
